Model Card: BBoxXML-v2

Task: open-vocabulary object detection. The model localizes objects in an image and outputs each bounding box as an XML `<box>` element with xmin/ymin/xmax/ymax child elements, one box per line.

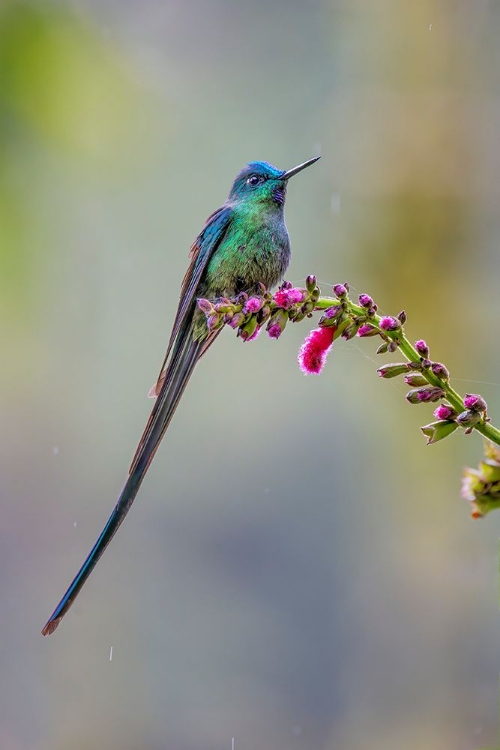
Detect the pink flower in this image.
<box><xmin>298</xmin><ymin>326</ymin><xmax>336</xmax><ymax>375</ymax></box>
<box><xmin>243</xmin><ymin>297</ymin><xmax>262</xmax><ymax>314</ymax></box>
<box><xmin>273</xmin><ymin>287</ymin><xmax>305</xmax><ymax>308</ymax></box>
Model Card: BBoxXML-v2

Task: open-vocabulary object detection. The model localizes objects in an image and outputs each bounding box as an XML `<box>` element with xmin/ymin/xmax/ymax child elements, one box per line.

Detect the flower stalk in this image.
<box><xmin>314</xmin><ymin>295</ymin><xmax>500</xmax><ymax>448</ymax></box>
<box><xmin>197</xmin><ymin>277</ymin><xmax>500</xmax><ymax>517</ymax></box>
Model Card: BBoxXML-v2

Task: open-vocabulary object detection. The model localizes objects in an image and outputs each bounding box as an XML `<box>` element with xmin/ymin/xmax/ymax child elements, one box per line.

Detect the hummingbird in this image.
<box><xmin>42</xmin><ymin>156</ymin><xmax>320</xmax><ymax>635</ymax></box>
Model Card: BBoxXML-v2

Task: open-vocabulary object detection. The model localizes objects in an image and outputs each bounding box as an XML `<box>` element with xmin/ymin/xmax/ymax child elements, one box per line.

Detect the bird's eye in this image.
<box><xmin>247</xmin><ymin>174</ymin><xmax>261</xmax><ymax>186</ymax></box>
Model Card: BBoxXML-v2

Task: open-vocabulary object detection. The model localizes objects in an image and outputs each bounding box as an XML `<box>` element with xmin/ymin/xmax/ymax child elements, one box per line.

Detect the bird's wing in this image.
<box><xmin>150</xmin><ymin>204</ymin><xmax>233</xmax><ymax>397</ymax></box>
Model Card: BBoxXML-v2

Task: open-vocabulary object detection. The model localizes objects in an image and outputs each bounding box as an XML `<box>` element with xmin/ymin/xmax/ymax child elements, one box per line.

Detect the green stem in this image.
<box><xmin>315</xmin><ymin>296</ymin><xmax>500</xmax><ymax>447</ymax></box>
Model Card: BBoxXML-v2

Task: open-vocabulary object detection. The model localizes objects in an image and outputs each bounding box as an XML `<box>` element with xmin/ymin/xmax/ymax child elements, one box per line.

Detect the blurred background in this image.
<box><xmin>1</xmin><ymin>1</ymin><xmax>500</xmax><ymax>748</ymax></box>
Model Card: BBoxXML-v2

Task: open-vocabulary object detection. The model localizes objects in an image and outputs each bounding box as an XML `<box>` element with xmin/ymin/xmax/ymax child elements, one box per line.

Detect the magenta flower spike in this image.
<box><xmin>298</xmin><ymin>326</ymin><xmax>336</xmax><ymax>375</ymax></box>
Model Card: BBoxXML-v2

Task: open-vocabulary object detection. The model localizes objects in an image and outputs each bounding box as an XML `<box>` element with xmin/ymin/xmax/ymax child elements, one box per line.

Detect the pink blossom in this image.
<box><xmin>298</xmin><ymin>326</ymin><xmax>336</xmax><ymax>375</ymax></box>
<box><xmin>274</xmin><ymin>287</ymin><xmax>305</xmax><ymax>308</ymax></box>
<box><xmin>243</xmin><ymin>297</ymin><xmax>262</xmax><ymax>314</ymax></box>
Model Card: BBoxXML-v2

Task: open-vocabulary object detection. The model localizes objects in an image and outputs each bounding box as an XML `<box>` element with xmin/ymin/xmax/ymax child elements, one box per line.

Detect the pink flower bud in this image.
<box><xmin>245</xmin><ymin>326</ymin><xmax>262</xmax><ymax>342</ymax></box>
<box><xmin>404</xmin><ymin>374</ymin><xmax>428</xmax><ymax>387</ymax></box>
<box><xmin>324</xmin><ymin>306</ymin><xmax>340</xmax><ymax>319</ymax></box>
<box><xmin>415</xmin><ymin>339</ymin><xmax>429</xmax><ymax>357</ymax></box>
<box><xmin>207</xmin><ymin>314</ymin><xmax>223</xmax><ymax>331</ymax></box>
<box><xmin>377</xmin><ymin>363</ymin><xmax>410</xmax><ymax>379</ymax></box>
<box><xmin>306</xmin><ymin>275</ymin><xmax>317</xmax><ymax>292</ymax></box>
<box><xmin>197</xmin><ymin>298</ymin><xmax>213</xmax><ymax>314</ymax></box>
<box><xmin>379</xmin><ymin>316</ymin><xmax>400</xmax><ymax>332</ymax></box>
<box><xmin>333</xmin><ymin>284</ymin><xmax>347</xmax><ymax>298</ymax></box>
<box><xmin>267</xmin><ymin>323</ymin><xmax>282</xmax><ymax>339</ymax></box>
<box><xmin>266</xmin><ymin>309</ymin><xmax>288</xmax><ymax>339</ymax></box>
<box><xmin>406</xmin><ymin>386</ymin><xmax>445</xmax><ymax>404</ymax></box>
<box><xmin>227</xmin><ymin>312</ymin><xmax>245</xmax><ymax>329</ymax></box>
<box><xmin>456</xmin><ymin>410</ymin><xmax>481</xmax><ymax>428</ymax></box>
<box><xmin>431</xmin><ymin>362</ymin><xmax>450</xmax><ymax>380</ymax></box>
<box><xmin>433</xmin><ymin>404</ymin><xmax>456</xmax><ymax>421</ymax></box>
<box><xmin>358</xmin><ymin>293</ymin><xmax>373</xmax><ymax>308</ymax></box>
<box><xmin>357</xmin><ymin>324</ymin><xmax>378</xmax><ymax>337</ymax></box>
<box><xmin>463</xmin><ymin>393</ymin><xmax>487</xmax><ymax>412</ymax></box>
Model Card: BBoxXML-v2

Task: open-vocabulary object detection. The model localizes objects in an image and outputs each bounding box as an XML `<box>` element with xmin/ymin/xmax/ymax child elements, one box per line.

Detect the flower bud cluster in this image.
<box><xmin>420</xmin><ymin>390</ymin><xmax>489</xmax><ymax>443</ymax></box>
<box><xmin>196</xmin><ymin>277</ymin><xmax>322</xmax><ymax>344</ymax></box>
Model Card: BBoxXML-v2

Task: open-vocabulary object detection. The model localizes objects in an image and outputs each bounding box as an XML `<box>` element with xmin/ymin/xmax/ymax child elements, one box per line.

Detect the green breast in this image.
<box><xmin>204</xmin><ymin>202</ymin><xmax>291</xmax><ymax>297</ymax></box>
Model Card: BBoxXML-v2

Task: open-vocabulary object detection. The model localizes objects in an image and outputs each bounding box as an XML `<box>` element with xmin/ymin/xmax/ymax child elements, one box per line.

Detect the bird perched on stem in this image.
<box><xmin>42</xmin><ymin>156</ymin><xmax>320</xmax><ymax>635</ymax></box>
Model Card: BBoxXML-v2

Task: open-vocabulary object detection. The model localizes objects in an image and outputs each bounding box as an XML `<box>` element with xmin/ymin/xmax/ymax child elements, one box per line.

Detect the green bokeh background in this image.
<box><xmin>2</xmin><ymin>1</ymin><xmax>500</xmax><ymax>748</ymax></box>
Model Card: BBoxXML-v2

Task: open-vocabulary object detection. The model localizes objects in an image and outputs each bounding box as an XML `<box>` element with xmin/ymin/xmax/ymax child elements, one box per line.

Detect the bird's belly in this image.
<box><xmin>206</xmin><ymin>225</ymin><xmax>290</xmax><ymax>297</ymax></box>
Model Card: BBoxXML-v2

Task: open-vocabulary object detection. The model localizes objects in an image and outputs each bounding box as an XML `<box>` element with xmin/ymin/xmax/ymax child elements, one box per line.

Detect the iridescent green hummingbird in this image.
<box><xmin>42</xmin><ymin>156</ymin><xmax>320</xmax><ymax>635</ymax></box>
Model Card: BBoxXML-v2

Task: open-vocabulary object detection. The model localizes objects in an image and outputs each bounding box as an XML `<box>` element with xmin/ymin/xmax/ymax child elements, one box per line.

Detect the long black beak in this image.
<box><xmin>282</xmin><ymin>156</ymin><xmax>320</xmax><ymax>180</ymax></box>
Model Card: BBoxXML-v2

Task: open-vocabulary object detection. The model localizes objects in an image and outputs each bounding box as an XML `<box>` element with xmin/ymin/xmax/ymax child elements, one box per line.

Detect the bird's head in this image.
<box><xmin>228</xmin><ymin>157</ymin><xmax>320</xmax><ymax>207</ymax></box>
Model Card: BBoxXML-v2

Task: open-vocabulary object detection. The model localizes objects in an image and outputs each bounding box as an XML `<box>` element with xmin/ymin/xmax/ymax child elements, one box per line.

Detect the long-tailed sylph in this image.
<box><xmin>42</xmin><ymin>156</ymin><xmax>320</xmax><ymax>635</ymax></box>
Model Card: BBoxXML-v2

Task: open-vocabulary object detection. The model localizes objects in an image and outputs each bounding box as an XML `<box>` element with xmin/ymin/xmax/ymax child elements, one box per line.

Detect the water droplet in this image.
<box><xmin>73</xmin><ymin>521</ymin><xmax>77</xmax><ymax>528</ymax></box>
<box><xmin>109</xmin><ymin>646</ymin><xmax>113</xmax><ymax>661</ymax></box>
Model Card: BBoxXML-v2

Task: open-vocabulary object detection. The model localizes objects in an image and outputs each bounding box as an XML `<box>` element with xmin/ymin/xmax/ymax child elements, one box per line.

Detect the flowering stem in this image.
<box><xmin>315</xmin><ymin>297</ymin><xmax>500</xmax><ymax>447</ymax></box>
<box><xmin>197</xmin><ymin>278</ymin><xmax>500</xmax><ymax>517</ymax></box>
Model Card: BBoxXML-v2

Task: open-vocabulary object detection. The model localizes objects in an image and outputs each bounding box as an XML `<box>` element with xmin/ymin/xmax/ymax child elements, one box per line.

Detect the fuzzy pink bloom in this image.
<box><xmin>298</xmin><ymin>326</ymin><xmax>336</xmax><ymax>375</ymax></box>
<box><xmin>274</xmin><ymin>287</ymin><xmax>305</xmax><ymax>308</ymax></box>
<box><xmin>243</xmin><ymin>297</ymin><xmax>262</xmax><ymax>314</ymax></box>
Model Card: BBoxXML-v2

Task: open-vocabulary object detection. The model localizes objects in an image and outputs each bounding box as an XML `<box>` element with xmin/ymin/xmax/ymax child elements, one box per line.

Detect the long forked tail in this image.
<box><xmin>41</xmin><ymin>332</ymin><xmax>204</xmax><ymax>635</ymax></box>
